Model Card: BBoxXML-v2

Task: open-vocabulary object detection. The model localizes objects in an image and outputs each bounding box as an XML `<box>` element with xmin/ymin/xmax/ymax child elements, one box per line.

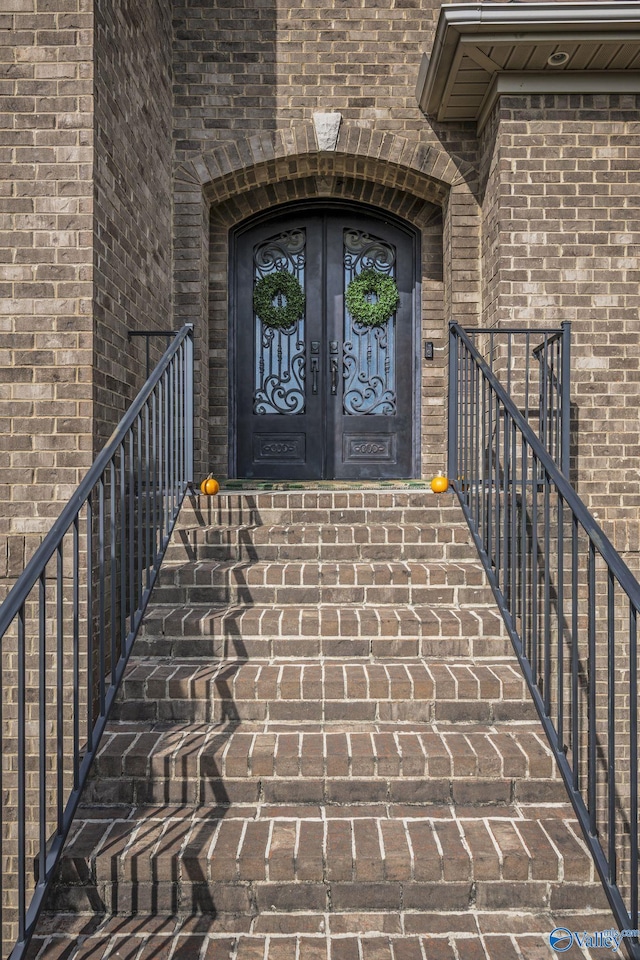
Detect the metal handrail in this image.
<box><xmin>0</xmin><ymin>324</ymin><xmax>194</xmax><ymax>960</ymax></box>
<box><xmin>449</xmin><ymin>320</ymin><xmax>639</xmax><ymax>955</ymax></box>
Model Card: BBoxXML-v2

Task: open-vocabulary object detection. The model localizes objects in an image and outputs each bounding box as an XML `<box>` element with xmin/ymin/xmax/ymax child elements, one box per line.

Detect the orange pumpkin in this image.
<box><xmin>430</xmin><ymin>473</ymin><xmax>449</xmax><ymax>494</ymax></box>
<box><xmin>200</xmin><ymin>476</ymin><xmax>220</xmax><ymax>496</ymax></box>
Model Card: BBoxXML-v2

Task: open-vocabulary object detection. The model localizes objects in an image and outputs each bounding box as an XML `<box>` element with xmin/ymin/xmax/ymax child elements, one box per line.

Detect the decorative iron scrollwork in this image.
<box><xmin>253</xmin><ymin>230</ymin><xmax>306</xmax><ymax>415</ymax></box>
<box><xmin>343</xmin><ymin>229</ymin><xmax>397</xmax><ymax>416</ymax></box>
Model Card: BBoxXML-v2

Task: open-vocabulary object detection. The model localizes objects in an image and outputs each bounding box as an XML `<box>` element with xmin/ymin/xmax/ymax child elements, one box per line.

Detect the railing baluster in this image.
<box><xmin>137</xmin><ymin>414</ymin><xmax>143</xmax><ymax>612</ymax></box>
<box><xmin>607</xmin><ymin>569</ymin><xmax>616</xmax><ymax>882</ymax></box>
<box><xmin>110</xmin><ymin>460</ymin><xmax>117</xmax><ymax>683</ymax></box>
<box><xmin>485</xmin><ymin>386</ymin><xmax>493</xmax><ymax>561</ymax></box>
<box><xmin>169</xmin><ymin>359</ymin><xmax>175</xmax><ymax>522</ymax></box>
<box><xmin>152</xmin><ymin>387</ymin><xmax>158</xmax><ymax>563</ymax></box>
<box><xmin>56</xmin><ymin>543</ymin><xmax>64</xmax><ymax>832</ymax></box>
<box><xmin>86</xmin><ymin>494</ymin><xmax>93</xmax><ymax>754</ymax></box>
<box><xmin>145</xmin><ymin>398</ymin><xmax>151</xmax><ymax>590</ymax></box>
<box><xmin>17</xmin><ymin>605</ymin><xmax>25</xmax><ymax>942</ymax></box>
<box><xmin>481</xmin><ymin>375</ymin><xmax>487</xmax><ymax>561</ymax></box>
<box><xmin>520</xmin><ymin>439</ymin><xmax>528</xmax><ymax>659</ymax></box>
<box><xmin>185</xmin><ymin>331</ymin><xmax>194</xmax><ymax>486</ymax></box>
<box><xmin>524</xmin><ymin>332</ymin><xmax>530</xmax><ymax>432</ymax></box>
<box><xmin>571</xmin><ymin>512</ymin><xmax>579</xmax><ymax>792</ymax></box>
<box><xmin>561</xmin><ymin>322</ymin><xmax>572</xmax><ymax>478</ymax></box>
<box><xmin>557</xmin><ymin>494</ymin><xmax>564</xmax><ymax>748</ymax></box>
<box><xmin>552</xmin><ymin>340</ymin><xmax>562</xmax><ymax>464</ymax></box>
<box><xmin>129</xmin><ymin>429</ymin><xmax>135</xmax><ymax>632</ymax></box>
<box><xmin>587</xmin><ymin>540</ymin><xmax>597</xmax><ymax>835</ymax></box>
<box><xmin>541</xmin><ymin>333</ymin><xmax>549</xmax><ymax>456</ymax></box>
<box><xmin>495</xmin><ymin>395</ymin><xmax>501</xmax><ymax>587</ymax></box>
<box><xmin>178</xmin><ymin>342</ymin><xmax>185</xmax><ymax>495</ymax></box>
<box><xmin>39</xmin><ymin>572</ymin><xmax>46</xmax><ymax>886</ymax></box>
<box><xmin>99</xmin><ymin>476</ymin><xmax>106</xmax><ymax>716</ymax></box>
<box><xmin>502</xmin><ymin>402</ymin><xmax>509</xmax><ymax>604</ymax></box>
<box><xmin>162</xmin><ymin>374</ymin><xmax>171</xmax><ymax>544</ymax></box>
<box><xmin>447</xmin><ymin>328</ymin><xmax>458</xmax><ymax>482</ymax></box>
<box><xmin>73</xmin><ymin>517</ymin><xmax>80</xmax><ymax>789</ymax></box>
<box><xmin>510</xmin><ymin>420</ymin><xmax>517</xmax><ymax>624</ymax></box>
<box><xmin>631</xmin><ymin>602</ymin><xmax>638</xmax><ymax>933</ymax></box>
<box><xmin>531</xmin><ymin>456</ymin><xmax>538</xmax><ymax>685</ymax></box>
<box><xmin>120</xmin><ymin>442</ymin><xmax>126</xmax><ymax>658</ymax></box>
<box><xmin>462</xmin><ymin>345</ymin><xmax>468</xmax><ymax>504</ymax></box>
<box><xmin>474</xmin><ymin>354</ymin><xmax>480</xmax><ymax>529</ymax></box>
<box><xmin>158</xmin><ymin>378</ymin><xmax>164</xmax><ymax>549</ymax></box>
<box><xmin>543</xmin><ymin>466</ymin><xmax>551</xmax><ymax>715</ymax></box>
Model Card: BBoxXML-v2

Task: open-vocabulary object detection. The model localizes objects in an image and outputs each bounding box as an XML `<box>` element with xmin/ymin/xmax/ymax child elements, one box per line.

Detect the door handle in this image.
<box><xmin>310</xmin><ymin>356</ymin><xmax>319</xmax><ymax>394</ymax></box>
<box><xmin>330</xmin><ymin>356</ymin><xmax>339</xmax><ymax>395</ymax></box>
<box><xmin>329</xmin><ymin>340</ymin><xmax>339</xmax><ymax>396</ymax></box>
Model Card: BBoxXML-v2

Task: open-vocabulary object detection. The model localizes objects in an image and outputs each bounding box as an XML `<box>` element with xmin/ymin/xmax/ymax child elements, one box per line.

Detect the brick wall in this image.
<box><xmin>0</xmin><ymin>0</ymin><xmax>94</xmax><ymax>595</ymax></box>
<box><xmin>173</xmin><ymin>0</ymin><xmax>451</xmax><ymax>159</ymax></box>
<box><xmin>0</xmin><ymin>0</ymin><xmax>174</xmax><ymax>591</ymax></box>
<box><xmin>480</xmin><ymin>94</ymin><xmax>640</xmax><ymax>561</ymax></box>
<box><xmin>93</xmin><ymin>0</ymin><xmax>173</xmax><ymax>451</ymax></box>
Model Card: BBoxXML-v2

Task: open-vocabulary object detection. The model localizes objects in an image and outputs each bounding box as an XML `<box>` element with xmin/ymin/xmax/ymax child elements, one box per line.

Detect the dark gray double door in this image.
<box><xmin>233</xmin><ymin>207</ymin><xmax>417</xmax><ymax>480</ymax></box>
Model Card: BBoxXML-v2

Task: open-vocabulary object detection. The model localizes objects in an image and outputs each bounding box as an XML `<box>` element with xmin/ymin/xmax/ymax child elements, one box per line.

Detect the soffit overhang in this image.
<box><xmin>416</xmin><ymin>2</ymin><xmax>640</xmax><ymax>131</ymax></box>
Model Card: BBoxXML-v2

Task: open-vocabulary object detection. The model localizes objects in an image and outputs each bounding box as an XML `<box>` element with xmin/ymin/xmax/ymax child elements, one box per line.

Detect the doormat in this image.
<box><xmin>220</xmin><ymin>480</ymin><xmax>435</xmax><ymax>491</ymax></box>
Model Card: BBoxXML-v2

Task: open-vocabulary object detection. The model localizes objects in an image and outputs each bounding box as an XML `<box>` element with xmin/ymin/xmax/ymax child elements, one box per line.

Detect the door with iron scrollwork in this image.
<box><xmin>233</xmin><ymin>207</ymin><xmax>417</xmax><ymax>480</ymax></box>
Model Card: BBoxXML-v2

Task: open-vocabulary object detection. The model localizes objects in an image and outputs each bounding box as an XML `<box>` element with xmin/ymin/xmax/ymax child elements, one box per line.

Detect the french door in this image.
<box><xmin>233</xmin><ymin>206</ymin><xmax>417</xmax><ymax>480</ymax></box>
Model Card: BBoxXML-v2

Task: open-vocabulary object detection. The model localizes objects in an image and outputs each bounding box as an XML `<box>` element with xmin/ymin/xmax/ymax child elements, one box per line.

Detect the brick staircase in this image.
<box><xmin>30</xmin><ymin>490</ymin><xmax>613</xmax><ymax>959</ymax></box>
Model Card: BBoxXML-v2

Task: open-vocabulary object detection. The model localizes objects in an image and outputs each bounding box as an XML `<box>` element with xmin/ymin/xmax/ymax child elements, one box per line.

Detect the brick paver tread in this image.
<box><xmin>152</xmin><ymin>559</ymin><xmax>496</xmax><ymax>607</ymax></box>
<box><xmin>163</xmin><ymin>522</ymin><xmax>480</xmax><ymax>564</ymax></box>
<box><xmin>28</xmin><ymin>909</ymin><xmax>624</xmax><ymax>960</ymax></box>
<box><xmin>113</xmin><ymin>659</ymin><xmax>537</xmax><ymax>724</ymax></box>
<box><xmin>26</xmin><ymin>931</ymin><xmax>611</xmax><ymax>959</ymax></box>
<box><xmin>94</xmin><ymin>721</ymin><xmax>559</xmax><ymax>781</ymax></box>
<box><xmin>135</xmin><ymin>603</ymin><xmax>510</xmax><ymax>660</ymax></box>
<box><xmin>49</xmin><ymin>804</ymin><xmax>603</xmax><ymax>916</ymax></box>
<box><xmin>87</xmin><ymin>719</ymin><xmax>565</xmax><ymax>806</ymax></box>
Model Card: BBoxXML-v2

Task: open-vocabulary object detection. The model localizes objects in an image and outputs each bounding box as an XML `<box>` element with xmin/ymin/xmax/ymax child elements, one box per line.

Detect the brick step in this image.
<box><xmin>158</xmin><ymin>559</ymin><xmax>488</xmax><ymax>588</ymax></box>
<box><xmin>152</xmin><ymin>561</ymin><xmax>493</xmax><ymax>607</ymax></box>
<box><xmin>164</xmin><ymin>523</ymin><xmax>478</xmax><ymax>564</ymax></box>
<box><xmin>136</xmin><ymin>603</ymin><xmax>510</xmax><ymax>660</ymax></box>
<box><xmin>174</xmin><ymin>492</ymin><xmax>462</xmax><ymax>529</ymax></box>
<box><xmin>30</xmin><ymin>908</ymin><xmax>623</xmax><ymax>960</ymax></box>
<box><xmin>112</xmin><ymin>659</ymin><xmax>537</xmax><ymax>723</ymax></box>
<box><xmin>85</xmin><ymin>720</ymin><xmax>566</xmax><ymax>807</ymax></box>
<box><xmin>47</xmin><ymin>805</ymin><xmax>605</xmax><ymax>916</ymax></box>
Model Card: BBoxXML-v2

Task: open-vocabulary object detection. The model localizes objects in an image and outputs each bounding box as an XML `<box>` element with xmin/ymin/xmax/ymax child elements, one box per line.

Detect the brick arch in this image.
<box><xmin>173</xmin><ymin>123</ymin><xmax>480</xmax><ymax>478</ymax></box>
<box><xmin>175</xmin><ymin>122</ymin><xmax>477</xmax><ymax>202</ymax></box>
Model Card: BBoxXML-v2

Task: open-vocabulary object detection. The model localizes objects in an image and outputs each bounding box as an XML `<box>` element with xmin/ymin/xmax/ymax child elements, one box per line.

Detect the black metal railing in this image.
<box><xmin>449</xmin><ymin>321</ymin><xmax>639</xmax><ymax>955</ymax></box>
<box><xmin>462</xmin><ymin>323</ymin><xmax>571</xmax><ymax>475</ymax></box>
<box><xmin>0</xmin><ymin>324</ymin><xmax>194</xmax><ymax>960</ymax></box>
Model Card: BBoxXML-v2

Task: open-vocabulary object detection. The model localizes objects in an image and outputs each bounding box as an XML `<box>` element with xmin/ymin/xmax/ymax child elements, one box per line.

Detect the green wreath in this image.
<box><xmin>253</xmin><ymin>270</ymin><xmax>305</xmax><ymax>330</ymax></box>
<box><xmin>345</xmin><ymin>268</ymin><xmax>400</xmax><ymax>328</ymax></box>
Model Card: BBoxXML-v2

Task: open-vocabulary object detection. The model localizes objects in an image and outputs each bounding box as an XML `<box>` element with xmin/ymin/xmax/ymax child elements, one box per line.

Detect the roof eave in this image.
<box><xmin>416</xmin><ymin>2</ymin><xmax>640</xmax><ymax>124</ymax></box>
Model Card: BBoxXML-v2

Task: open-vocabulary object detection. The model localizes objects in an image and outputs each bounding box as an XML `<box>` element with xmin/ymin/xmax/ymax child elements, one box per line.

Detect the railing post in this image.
<box><xmin>561</xmin><ymin>321</ymin><xmax>571</xmax><ymax>478</ymax></box>
<box><xmin>447</xmin><ymin>322</ymin><xmax>459</xmax><ymax>483</ymax></box>
<box><xmin>185</xmin><ymin>324</ymin><xmax>194</xmax><ymax>487</ymax></box>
